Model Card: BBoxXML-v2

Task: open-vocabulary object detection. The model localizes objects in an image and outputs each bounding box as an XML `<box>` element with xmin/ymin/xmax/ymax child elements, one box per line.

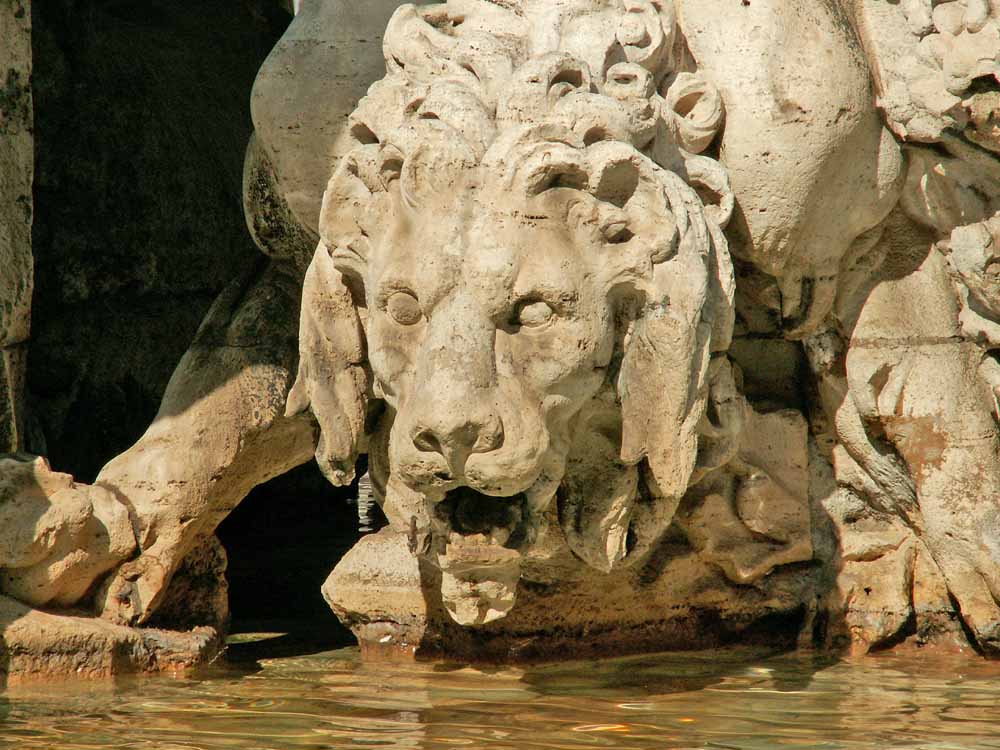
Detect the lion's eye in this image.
<box><xmin>515</xmin><ymin>300</ymin><xmax>555</xmax><ymax>329</ymax></box>
<box><xmin>386</xmin><ymin>291</ymin><xmax>422</xmax><ymax>326</ymax></box>
<box><xmin>602</xmin><ymin>220</ymin><xmax>634</xmax><ymax>244</ymax></box>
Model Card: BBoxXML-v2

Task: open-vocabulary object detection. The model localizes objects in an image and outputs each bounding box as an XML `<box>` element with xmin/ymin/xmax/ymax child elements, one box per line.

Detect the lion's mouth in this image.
<box><xmin>434</xmin><ymin>486</ymin><xmax>529</xmax><ymax>548</ymax></box>
<box><xmin>430</xmin><ymin>486</ymin><xmax>528</xmax><ymax>626</ymax></box>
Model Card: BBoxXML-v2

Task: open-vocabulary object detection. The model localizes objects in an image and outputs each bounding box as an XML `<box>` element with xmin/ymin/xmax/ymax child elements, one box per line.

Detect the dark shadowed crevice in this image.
<box><xmin>27</xmin><ymin>0</ymin><xmax>290</xmax><ymax>480</ymax></box>
<box><xmin>216</xmin><ymin>460</ymin><xmax>387</xmax><ymax>660</ymax></box>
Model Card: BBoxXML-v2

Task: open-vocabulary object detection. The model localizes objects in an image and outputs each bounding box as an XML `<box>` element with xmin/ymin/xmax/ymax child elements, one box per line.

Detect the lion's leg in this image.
<box><xmin>92</xmin><ymin>259</ymin><xmax>316</xmax><ymax>626</ymax></box>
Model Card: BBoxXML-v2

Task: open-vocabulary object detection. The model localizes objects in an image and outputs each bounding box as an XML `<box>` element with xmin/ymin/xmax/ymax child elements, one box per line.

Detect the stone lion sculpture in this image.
<box><xmin>291</xmin><ymin>0</ymin><xmax>747</xmax><ymax>627</ymax></box>
<box><xmin>2</xmin><ymin>0</ymin><xmax>999</xmax><ymax>668</ymax></box>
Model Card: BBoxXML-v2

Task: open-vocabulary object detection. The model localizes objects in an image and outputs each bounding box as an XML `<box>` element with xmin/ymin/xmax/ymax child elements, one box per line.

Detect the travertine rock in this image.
<box><xmin>678</xmin><ymin>0</ymin><xmax>905</xmax><ymax>337</ymax></box>
<box><xmin>0</xmin><ymin>594</ymin><xmax>220</xmax><ymax>681</ymax></box>
<box><xmin>303</xmin><ymin>0</ymin><xmax>1000</xmax><ymax>658</ymax></box>
<box><xmin>251</xmin><ymin>0</ymin><xmax>436</xmax><ymax>237</ymax></box>
<box><xmin>0</xmin><ymin>0</ymin><xmax>32</xmax><ymax>453</ymax></box>
<box><xmin>948</xmin><ymin>211</ymin><xmax>1000</xmax><ymax>343</ymax></box>
<box><xmin>853</xmin><ymin>0</ymin><xmax>1000</xmax><ymax>148</ymax></box>
<box><xmin>3</xmin><ymin>0</ymin><xmax>1000</xmax><ymax>670</ymax></box>
<box><xmin>292</xmin><ymin>0</ymin><xmax>742</xmax><ymax>628</ymax></box>
<box><xmin>0</xmin><ymin>455</ymin><xmax>135</xmax><ymax>607</ymax></box>
<box><xmin>91</xmin><ymin>264</ymin><xmax>317</xmax><ymax>627</ymax></box>
<box><xmin>27</xmin><ymin>0</ymin><xmax>289</xmax><ymax>480</ymax></box>
<box><xmin>147</xmin><ymin>534</ymin><xmax>230</xmax><ymax>633</ymax></box>
<box><xmin>322</xmin><ymin>530</ymin><xmax>429</xmax><ymax>656</ymax></box>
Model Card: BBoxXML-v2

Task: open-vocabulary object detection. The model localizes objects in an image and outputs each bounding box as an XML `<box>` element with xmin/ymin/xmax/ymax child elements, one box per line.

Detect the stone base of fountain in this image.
<box><xmin>0</xmin><ymin>595</ymin><xmax>221</xmax><ymax>682</ymax></box>
<box><xmin>324</xmin><ymin>528</ymin><xmax>815</xmax><ymax>663</ymax></box>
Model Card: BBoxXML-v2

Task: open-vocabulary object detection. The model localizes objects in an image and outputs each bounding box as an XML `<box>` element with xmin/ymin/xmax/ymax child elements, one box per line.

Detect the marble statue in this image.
<box><xmin>1</xmin><ymin>0</ymin><xmax>999</xmax><ymax>675</ymax></box>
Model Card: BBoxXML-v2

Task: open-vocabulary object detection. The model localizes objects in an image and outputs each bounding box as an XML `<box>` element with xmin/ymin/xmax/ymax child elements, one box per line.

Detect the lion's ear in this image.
<box><xmin>614</xmin><ymin>183</ymin><xmax>726</xmax><ymax>550</ymax></box>
<box><xmin>615</xmin><ymin>263</ymin><xmax>712</xmax><ymax>528</ymax></box>
<box><xmin>286</xmin><ymin>242</ymin><xmax>369</xmax><ymax>486</ymax></box>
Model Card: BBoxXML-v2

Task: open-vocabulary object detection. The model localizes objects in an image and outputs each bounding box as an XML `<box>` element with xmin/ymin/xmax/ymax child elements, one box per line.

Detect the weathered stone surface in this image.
<box><xmin>0</xmin><ymin>0</ymin><xmax>33</xmax><ymax>453</ymax></box>
<box><xmin>0</xmin><ymin>0</ymin><xmax>302</xmax><ymax>680</ymax></box>
<box><xmin>0</xmin><ymin>594</ymin><xmax>220</xmax><ymax>682</ymax></box>
<box><xmin>0</xmin><ymin>454</ymin><xmax>135</xmax><ymax>608</ymax></box>
<box><xmin>301</xmin><ymin>0</ymin><xmax>1000</xmax><ymax>659</ymax></box>
<box><xmin>4</xmin><ymin>0</ymin><xmax>1000</xmax><ymax>674</ymax></box>
<box><xmin>0</xmin><ymin>347</ymin><xmax>27</xmax><ymax>455</ymax></box>
<box><xmin>294</xmin><ymin>0</ymin><xmax>743</xmax><ymax>629</ymax></box>
<box><xmin>679</xmin><ymin>0</ymin><xmax>904</xmax><ymax>337</ymax></box>
<box><xmin>91</xmin><ymin>263</ymin><xmax>317</xmax><ymax>627</ymax></box>
<box><xmin>323</xmin><ymin>530</ymin><xmax>429</xmax><ymax>656</ymax></box>
<box><xmin>853</xmin><ymin>0</ymin><xmax>1000</xmax><ymax>147</ymax></box>
<box><xmin>949</xmin><ymin>211</ymin><xmax>1000</xmax><ymax>343</ymax></box>
<box><xmin>325</xmin><ymin>403</ymin><xmax>815</xmax><ymax>659</ymax></box>
<box><xmin>147</xmin><ymin>534</ymin><xmax>230</xmax><ymax>633</ymax></box>
<box><xmin>251</xmin><ymin>0</ymin><xmax>436</xmax><ymax>237</ymax></box>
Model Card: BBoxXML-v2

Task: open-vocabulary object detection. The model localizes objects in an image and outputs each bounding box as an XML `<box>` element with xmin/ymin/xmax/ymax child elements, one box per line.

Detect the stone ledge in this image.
<box><xmin>0</xmin><ymin>595</ymin><xmax>221</xmax><ymax>683</ymax></box>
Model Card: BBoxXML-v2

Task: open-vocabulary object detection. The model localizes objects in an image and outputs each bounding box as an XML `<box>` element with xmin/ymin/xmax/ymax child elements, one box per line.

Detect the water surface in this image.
<box><xmin>2</xmin><ymin>638</ymin><xmax>999</xmax><ymax>749</ymax></box>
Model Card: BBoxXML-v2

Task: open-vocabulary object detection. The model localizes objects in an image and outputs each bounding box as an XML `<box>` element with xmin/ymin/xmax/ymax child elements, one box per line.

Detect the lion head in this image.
<box><xmin>287</xmin><ymin>0</ymin><xmax>737</xmax><ymax>625</ymax></box>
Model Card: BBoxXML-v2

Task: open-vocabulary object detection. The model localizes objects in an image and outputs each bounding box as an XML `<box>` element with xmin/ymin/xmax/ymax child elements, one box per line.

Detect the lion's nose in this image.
<box><xmin>411</xmin><ymin>411</ymin><xmax>504</xmax><ymax>468</ymax></box>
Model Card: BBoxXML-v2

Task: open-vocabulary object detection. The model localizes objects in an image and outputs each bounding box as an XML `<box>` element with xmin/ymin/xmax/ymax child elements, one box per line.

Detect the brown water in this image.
<box><xmin>2</xmin><ymin>638</ymin><xmax>1000</xmax><ymax>750</ymax></box>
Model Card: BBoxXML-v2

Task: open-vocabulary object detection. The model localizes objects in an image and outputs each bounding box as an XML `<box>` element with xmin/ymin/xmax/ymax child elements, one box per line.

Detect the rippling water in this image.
<box><xmin>2</xmin><ymin>637</ymin><xmax>1000</xmax><ymax>749</ymax></box>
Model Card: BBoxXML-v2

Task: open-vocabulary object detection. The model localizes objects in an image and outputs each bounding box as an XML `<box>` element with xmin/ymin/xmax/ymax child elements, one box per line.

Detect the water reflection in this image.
<box><xmin>2</xmin><ymin>646</ymin><xmax>1000</xmax><ymax>749</ymax></box>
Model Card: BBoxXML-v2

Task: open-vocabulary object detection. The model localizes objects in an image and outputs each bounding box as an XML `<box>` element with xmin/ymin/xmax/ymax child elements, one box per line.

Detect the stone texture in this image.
<box><xmin>679</xmin><ymin>0</ymin><xmax>904</xmax><ymax>337</ymax></box>
<box><xmin>853</xmin><ymin>0</ymin><xmax>1000</xmax><ymax>148</ymax></box>
<box><xmin>293</xmin><ymin>0</ymin><xmax>743</xmax><ymax>628</ymax></box>
<box><xmin>0</xmin><ymin>347</ymin><xmax>27</xmax><ymax>455</ymax></box>
<box><xmin>3</xmin><ymin>0</ymin><xmax>1000</xmax><ymax>674</ymax></box>
<box><xmin>302</xmin><ymin>0</ymin><xmax>1000</xmax><ymax>659</ymax></box>
<box><xmin>0</xmin><ymin>594</ymin><xmax>220</xmax><ymax>682</ymax></box>
<box><xmin>251</xmin><ymin>0</ymin><xmax>437</xmax><ymax>238</ymax></box>
<box><xmin>147</xmin><ymin>534</ymin><xmax>230</xmax><ymax>633</ymax></box>
<box><xmin>91</xmin><ymin>263</ymin><xmax>317</xmax><ymax>627</ymax></box>
<box><xmin>323</xmin><ymin>531</ymin><xmax>429</xmax><ymax>657</ymax></box>
<box><xmin>0</xmin><ymin>0</ymin><xmax>33</xmax><ymax>453</ymax></box>
<box><xmin>0</xmin><ymin>454</ymin><xmax>135</xmax><ymax>608</ymax></box>
<box><xmin>0</xmin><ymin>0</ymin><xmax>302</xmax><ymax>679</ymax></box>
